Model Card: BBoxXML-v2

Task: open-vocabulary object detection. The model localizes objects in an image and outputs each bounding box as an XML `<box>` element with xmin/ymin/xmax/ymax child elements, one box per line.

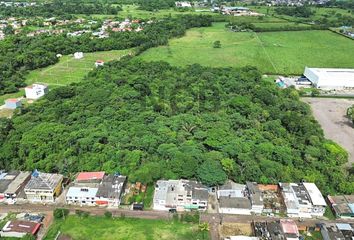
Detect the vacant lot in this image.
<box><xmin>303</xmin><ymin>98</ymin><xmax>354</xmax><ymax>166</ymax></box>
<box><xmin>139</xmin><ymin>23</ymin><xmax>354</xmax><ymax>74</ymax></box>
<box><xmin>44</xmin><ymin>216</ymin><xmax>209</xmax><ymax>240</ymax></box>
<box><xmin>26</xmin><ymin>49</ymin><xmax>132</xmax><ymax>87</ymax></box>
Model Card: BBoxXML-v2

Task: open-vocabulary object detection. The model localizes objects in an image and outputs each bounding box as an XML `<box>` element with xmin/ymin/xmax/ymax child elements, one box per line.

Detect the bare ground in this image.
<box><xmin>302</xmin><ymin>97</ymin><xmax>354</xmax><ymax>166</ymax></box>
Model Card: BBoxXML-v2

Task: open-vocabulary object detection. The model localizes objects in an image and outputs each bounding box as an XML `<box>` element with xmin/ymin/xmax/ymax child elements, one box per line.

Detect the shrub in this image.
<box><xmin>53</xmin><ymin>208</ymin><xmax>69</xmax><ymax>219</ymax></box>
<box><xmin>104</xmin><ymin>211</ymin><xmax>113</xmax><ymax>218</ymax></box>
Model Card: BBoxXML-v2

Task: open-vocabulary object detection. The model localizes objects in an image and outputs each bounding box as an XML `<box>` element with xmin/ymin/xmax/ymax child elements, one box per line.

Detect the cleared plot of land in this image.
<box><xmin>303</xmin><ymin>98</ymin><xmax>354</xmax><ymax>166</ymax></box>
<box><xmin>44</xmin><ymin>216</ymin><xmax>209</xmax><ymax>240</ymax></box>
<box><xmin>139</xmin><ymin>22</ymin><xmax>354</xmax><ymax>75</ymax></box>
<box><xmin>26</xmin><ymin>49</ymin><xmax>132</xmax><ymax>87</ymax></box>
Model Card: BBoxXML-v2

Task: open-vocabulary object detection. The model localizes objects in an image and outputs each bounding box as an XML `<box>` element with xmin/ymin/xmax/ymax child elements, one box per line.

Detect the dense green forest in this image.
<box><xmin>0</xmin><ymin>59</ymin><xmax>352</xmax><ymax>194</ymax></box>
<box><xmin>0</xmin><ymin>1</ymin><xmax>120</xmax><ymax>18</ymax></box>
<box><xmin>275</xmin><ymin>6</ymin><xmax>315</xmax><ymax>18</ymax></box>
<box><xmin>0</xmin><ymin>15</ymin><xmax>212</xmax><ymax>94</ymax></box>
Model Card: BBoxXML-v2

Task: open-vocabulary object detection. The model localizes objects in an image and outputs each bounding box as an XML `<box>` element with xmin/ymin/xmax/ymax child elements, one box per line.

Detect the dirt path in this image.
<box><xmin>302</xmin><ymin>97</ymin><xmax>354</xmax><ymax>166</ymax></box>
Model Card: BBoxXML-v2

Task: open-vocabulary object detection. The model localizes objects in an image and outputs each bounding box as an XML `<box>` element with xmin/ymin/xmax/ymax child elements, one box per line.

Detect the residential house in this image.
<box><xmin>254</xmin><ymin>220</ymin><xmax>299</xmax><ymax>240</ymax></box>
<box><xmin>74</xmin><ymin>52</ymin><xmax>84</xmax><ymax>59</ymax></box>
<box><xmin>279</xmin><ymin>182</ymin><xmax>326</xmax><ymax>218</ymax></box>
<box><xmin>75</xmin><ymin>171</ymin><xmax>105</xmax><ymax>184</ymax></box>
<box><xmin>66</xmin><ymin>171</ymin><xmax>104</xmax><ymax>206</ymax></box>
<box><xmin>327</xmin><ymin>195</ymin><xmax>354</xmax><ymax>219</ymax></box>
<box><xmin>24</xmin><ymin>171</ymin><xmax>63</xmax><ymax>203</ymax></box>
<box><xmin>4</xmin><ymin>171</ymin><xmax>31</xmax><ymax>204</ymax></box>
<box><xmin>217</xmin><ymin>180</ymin><xmax>263</xmax><ymax>215</ymax></box>
<box><xmin>66</xmin><ymin>172</ymin><xmax>126</xmax><ymax>207</ymax></box>
<box><xmin>95</xmin><ymin>60</ymin><xmax>104</xmax><ymax>67</ymax></box>
<box><xmin>175</xmin><ymin>1</ymin><xmax>192</xmax><ymax>7</ymax></box>
<box><xmin>66</xmin><ymin>186</ymin><xmax>98</xmax><ymax>206</ymax></box>
<box><xmin>320</xmin><ymin>223</ymin><xmax>350</xmax><ymax>240</ymax></box>
<box><xmin>95</xmin><ymin>174</ymin><xmax>127</xmax><ymax>207</ymax></box>
<box><xmin>0</xmin><ymin>220</ymin><xmax>41</xmax><ymax>238</ymax></box>
<box><xmin>153</xmin><ymin>179</ymin><xmax>208</xmax><ymax>211</ymax></box>
<box><xmin>25</xmin><ymin>84</ymin><xmax>48</xmax><ymax>100</ymax></box>
<box><xmin>279</xmin><ymin>219</ymin><xmax>300</xmax><ymax>240</ymax></box>
<box><xmin>0</xmin><ymin>171</ymin><xmax>19</xmax><ymax>202</ymax></box>
<box><xmin>5</xmin><ymin>99</ymin><xmax>21</xmax><ymax>109</ymax></box>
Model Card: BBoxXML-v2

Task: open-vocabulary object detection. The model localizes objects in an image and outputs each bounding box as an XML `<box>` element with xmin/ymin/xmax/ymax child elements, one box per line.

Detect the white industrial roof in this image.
<box><xmin>302</xmin><ymin>183</ymin><xmax>326</xmax><ymax>206</ymax></box>
<box><xmin>304</xmin><ymin>67</ymin><xmax>354</xmax><ymax>89</ymax></box>
<box><xmin>66</xmin><ymin>187</ymin><xmax>98</xmax><ymax>198</ymax></box>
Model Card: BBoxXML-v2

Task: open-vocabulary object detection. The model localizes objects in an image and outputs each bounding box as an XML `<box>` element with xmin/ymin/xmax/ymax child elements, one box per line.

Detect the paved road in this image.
<box><xmin>1</xmin><ymin>204</ymin><xmax>353</xmax><ymax>240</ymax></box>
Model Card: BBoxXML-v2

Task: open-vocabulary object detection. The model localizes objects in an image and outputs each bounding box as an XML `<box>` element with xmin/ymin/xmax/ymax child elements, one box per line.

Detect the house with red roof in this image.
<box><xmin>0</xmin><ymin>220</ymin><xmax>41</xmax><ymax>238</ymax></box>
<box><xmin>75</xmin><ymin>172</ymin><xmax>105</xmax><ymax>183</ymax></box>
<box><xmin>4</xmin><ymin>99</ymin><xmax>22</xmax><ymax>109</ymax></box>
<box><xmin>95</xmin><ymin>60</ymin><xmax>104</xmax><ymax>67</ymax></box>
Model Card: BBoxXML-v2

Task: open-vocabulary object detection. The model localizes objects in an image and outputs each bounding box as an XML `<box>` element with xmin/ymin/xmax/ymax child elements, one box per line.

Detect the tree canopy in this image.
<box><xmin>0</xmin><ymin>59</ymin><xmax>351</xmax><ymax>193</ymax></box>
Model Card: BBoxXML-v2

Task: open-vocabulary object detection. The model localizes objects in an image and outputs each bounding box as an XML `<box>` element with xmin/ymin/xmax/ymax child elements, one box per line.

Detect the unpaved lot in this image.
<box><xmin>302</xmin><ymin>98</ymin><xmax>354</xmax><ymax>166</ymax></box>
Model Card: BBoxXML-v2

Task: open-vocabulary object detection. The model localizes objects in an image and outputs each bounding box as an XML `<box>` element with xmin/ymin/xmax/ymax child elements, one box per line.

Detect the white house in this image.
<box><xmin>279</xmin><ymin>182</ymin><xmax>326</xmax><ymax>218</ymax></box>
<box><xmin>66</xmin><ymin>187</ymin><xmax>98</xmax><ymax>206</ymax></box>
<box><xmin>303</xmin><ymin>67</ymin><xmax>354</xmax><ymax>90</ymax></box>
<box><xmin>175</xmin><ymin>1</ymin><xmax>192</xmax><ymax>7</ymax></box>
<box><xmin>25</xmin><ymin>84</ymin><xmax>48</xmax><ymax>100</ymax></box>
<box><xmin>95</xmin><ymin>60</ymin><xmax>104</xmax><ymax>67</ymax></box>
<box><xmin>74</xmin><ymin>52</ymin><xmax>84</xmax><ymax>59</ymax></box>
<box><xmin>153</xmin><ymin>179</ymin><xmax>208</xmax><ymax>212</ymax></box>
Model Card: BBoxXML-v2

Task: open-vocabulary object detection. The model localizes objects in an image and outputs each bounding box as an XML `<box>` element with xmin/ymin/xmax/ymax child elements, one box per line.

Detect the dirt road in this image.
<box><xmin>302</xmin><ymin>97</ymin><xmax>354</xmax><ymax>166</ymax></box>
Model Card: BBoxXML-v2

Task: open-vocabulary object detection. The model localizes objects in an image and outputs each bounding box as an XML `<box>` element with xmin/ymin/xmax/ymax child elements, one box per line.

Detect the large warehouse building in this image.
<box><xmin>303</xmin><ymin>67</ymin><xmax>354</xmax><ymax>90</ymax></box>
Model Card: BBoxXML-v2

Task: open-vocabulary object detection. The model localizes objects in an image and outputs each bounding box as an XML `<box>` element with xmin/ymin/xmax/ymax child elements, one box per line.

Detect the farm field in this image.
<box><xmin>44</xmin><ymin>216</ymin><xmax>209</xmax><ymax>240</ymax></box>
<box><xmin>26</xmin><ymin>49</ymin><xmax>132</xmax><ymax>87</ymax></box>
<box><xmin>139</xmin><ymin>22</ymin><xmax>354</xmax><ymax>74</ymax></box>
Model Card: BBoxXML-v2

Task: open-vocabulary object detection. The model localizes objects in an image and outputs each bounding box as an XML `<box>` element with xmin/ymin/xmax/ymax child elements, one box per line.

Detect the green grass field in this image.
<box><xmin>139</xmin><ymin>22</ymin><xmax>354</xmax><ymax>74</ymax></box>
<box><xmin>44</xmin><ymin>216</ymin><xmax>209</xmax><ymax>240</ymax></box>
<box><xmin>26</xmin><ymin>49</ymin><xmax>132</xmax><ymax>87</ymax></box>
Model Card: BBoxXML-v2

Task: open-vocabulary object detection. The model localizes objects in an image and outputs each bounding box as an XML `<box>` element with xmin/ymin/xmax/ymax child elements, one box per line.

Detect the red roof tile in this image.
<box><xmin>76</xmin><ymin>172</ymin><xmax>105</xmax><ymax>181</ymax></box>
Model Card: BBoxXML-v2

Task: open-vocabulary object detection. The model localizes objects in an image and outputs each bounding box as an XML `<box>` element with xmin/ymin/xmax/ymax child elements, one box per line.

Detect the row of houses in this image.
<box><xmin>1</xmin><ymin>171</ymin><xmax>353</xmax><ymax>219</ymax></box>
<box><xmin>0</xmin><ymin>170</ymin><xmax>127</xmax><ymax>207</ymax></box>
<box><xmin>227</xmin><ymin>221</ymin><xmax>354</xmax><ymax>240</ymax></box>
<box><xmin>0</xmin><ymin>170</ymin><xmax>62</xmax><ymax>204</ymax></box>
<box><xmin>66</xmin><ymin>171</ymin><xmax>126</xmax><ymax>207</ymax></box>
<box><xmin>153</xmin><ymin>179</ymin><xmax>354</xmax><ymax>219</ymax></box>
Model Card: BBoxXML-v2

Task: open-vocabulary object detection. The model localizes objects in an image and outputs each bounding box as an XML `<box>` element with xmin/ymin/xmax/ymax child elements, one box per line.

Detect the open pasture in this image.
<box><xmin>26</xmin><ymin>49</ymin><xmax>132</xmax><ymax>87</ymax></box>
<box><xmin>139</xmin><ymin>22</ymin><xmax>354</xmax><ymax>74</ymax></box>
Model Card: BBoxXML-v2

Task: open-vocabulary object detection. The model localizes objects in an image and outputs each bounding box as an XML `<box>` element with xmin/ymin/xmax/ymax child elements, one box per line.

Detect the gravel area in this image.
<box><xmin>302</xmin><ymin>97</ymin><xmax>354</xmax><ymax>166</ymax></box>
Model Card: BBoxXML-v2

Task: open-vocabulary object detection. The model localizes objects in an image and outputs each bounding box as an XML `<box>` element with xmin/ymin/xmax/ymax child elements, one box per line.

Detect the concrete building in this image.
<box><xmin>254</xmin><ymin>220</ymin><xmax>299</xmax><ymax>240</ymax></box>
<box><xmin>4</xmin><ymin>99</ymin><xmax>22</xmax><ymax>109</ymax></box>
<box><xmin>25</xmin><ymin>83</ymin><xmax>48</xmax><ymax>99</ymax></box>
<box><xmin>4</xmin><ymin>171</ymin><xmax>31</xmax><ymax>204</ymax></box>
<box><xmin>24</xmin><ymin>171</ymin><xmax>63</xmax><ymax>203</ymax></box>
<box><xmin>66</xmin><ymin>186</ymin><xmax>98</xmax><ymax>206</ymax></box>
<box><xmin>153</xmin><ymin>179</ymin><xmax>208</xmax><ymax>211</ymax></box>
<box><xmin>0</xmin><ymin>171</ymin><xmax>19</xmax><ymax>202</ymax></box>
<box><xmin>95</xmin><ymin>60</ymin><xmax>104</xmax><ymax>67</ymax></box>
<box><xmin>320</xmin><ymin>223</ymin><xmax>354</xmax><ymax>240</ymax></box>
<box><xmin>66</xmin><ymin>172</ymin><xmax>126</xmax><ymax>207</ymax></box>
<box><xmin>74</xmin><ymin>51</ymin><xmax>83</xmax><ymax>59</ymax></box>
<box><xmin>279</xmin><ymin>182</ymin><xmax>326</xmax><ymax>218</ymax></box>
<box><xmin>217</xmin><ymin>181</ymin><xmax>263</xmax><ymax>215</ymax></box>
<box><xmin>95</xmin><ymin>174</ymin><xmax>126</xmax><ymax>207</ymax></box>
<box><xmin>75</xmin><ymin>171</ymin><xmax>105</xmax><ymax>184</ymax></box>
<box><xmin>175</xmin><ymin>1</ymin><xmax>192</xmax><ymax>7</ymax></box>
<box><xmin>0</xmin><ymin>220</ymin><xmax>41</xmax><ymax>238</ymax></box>
<box><xmin>327</xmin><ymin>195</ymin><xmax>354</xmax><ymax>219</ymax></box>
<box><xmin>303</xmin><ymin>67</ymin><xmax>354</xmax><ymax>90</ymax></box>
